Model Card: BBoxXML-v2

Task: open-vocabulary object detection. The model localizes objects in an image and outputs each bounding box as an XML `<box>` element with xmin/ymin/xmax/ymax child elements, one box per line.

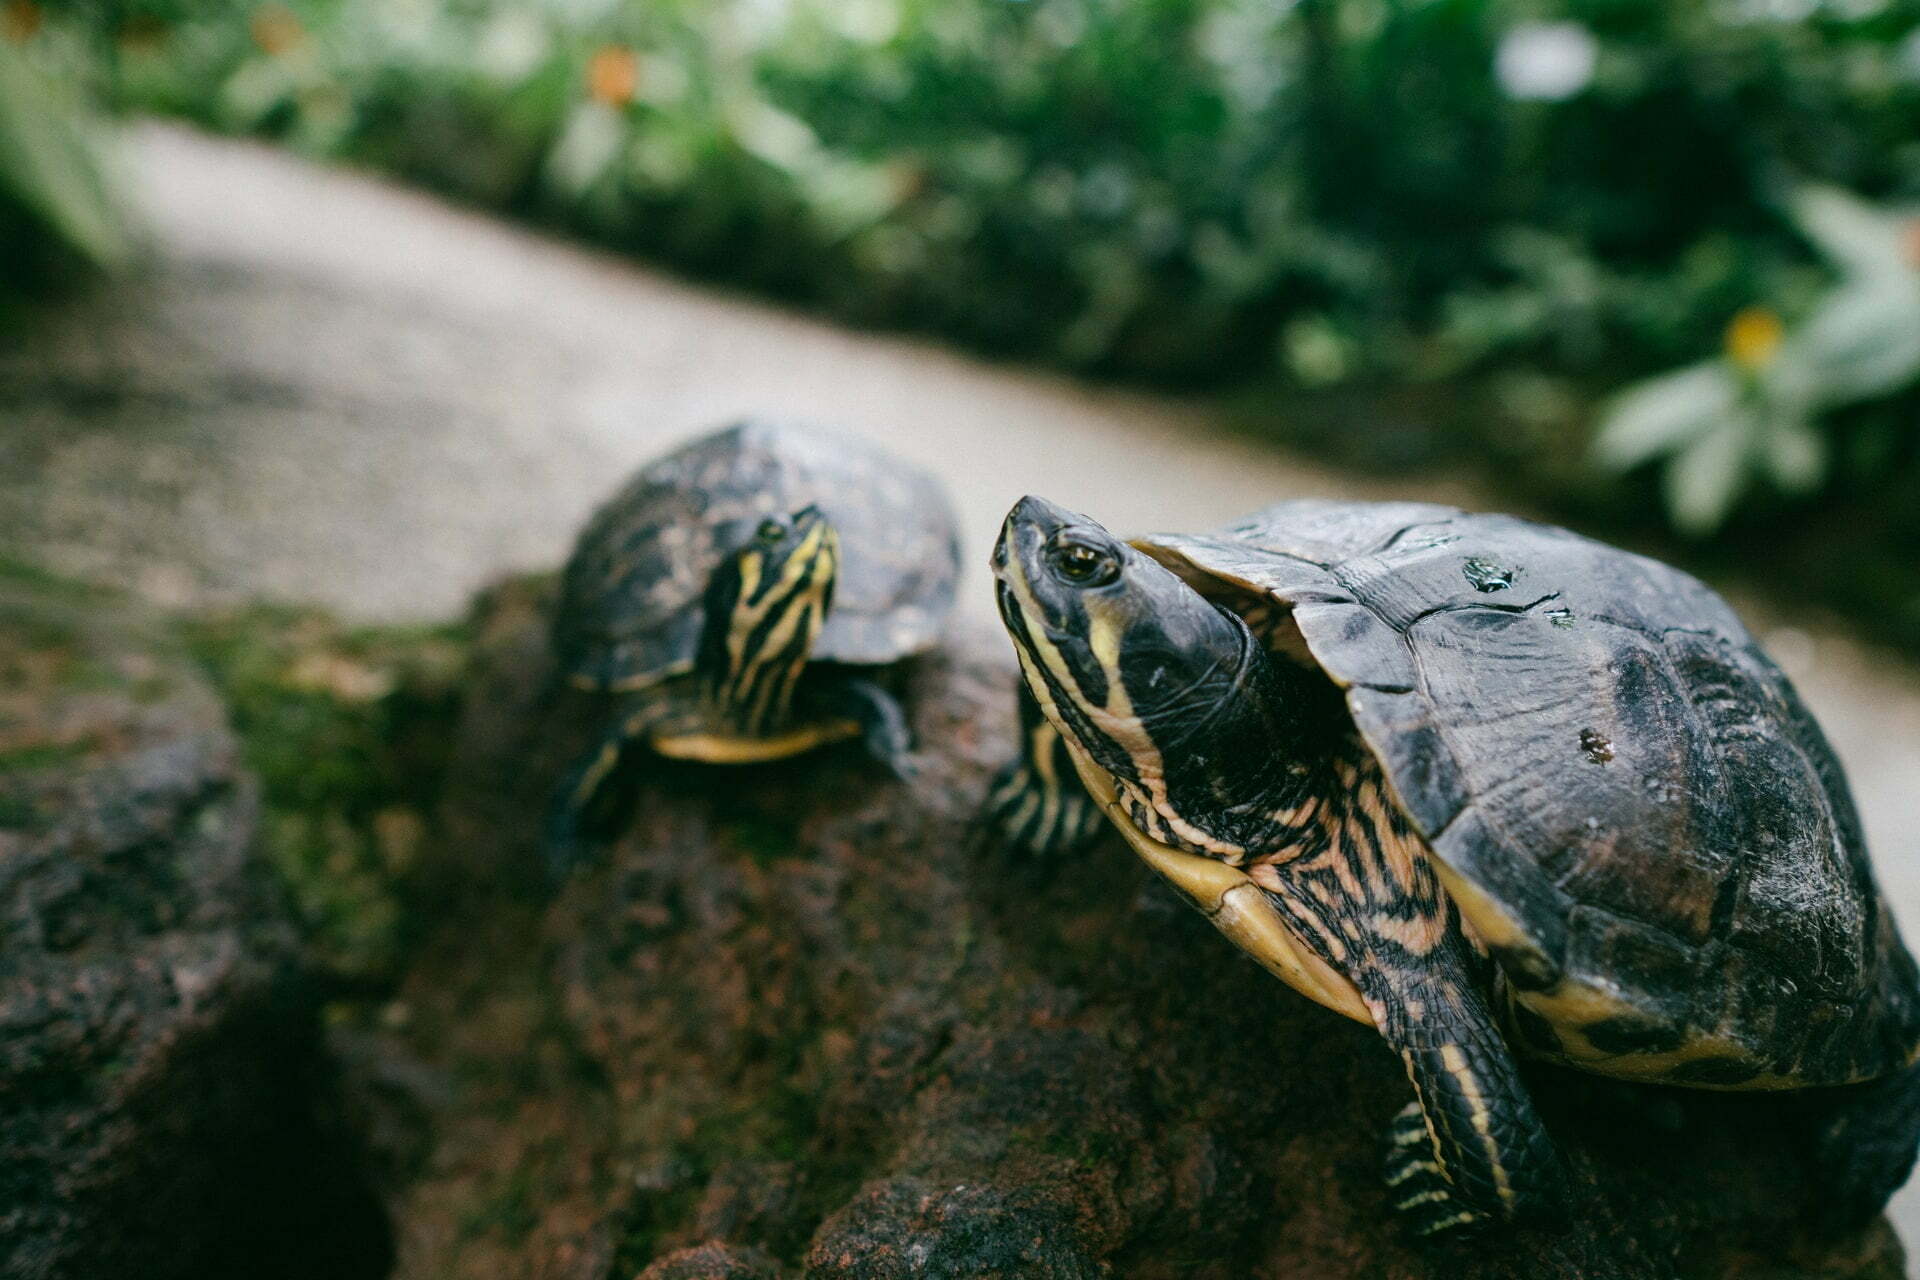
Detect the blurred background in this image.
<box><xmin>5</xmin><ymin>0</ymin><xmax>1920</xmax><ymax>1253</ymax></box>
<box><xmin>12</xmin><ymin>0</ymin><xmax>1920</xmax><ymax>601</ymax></box>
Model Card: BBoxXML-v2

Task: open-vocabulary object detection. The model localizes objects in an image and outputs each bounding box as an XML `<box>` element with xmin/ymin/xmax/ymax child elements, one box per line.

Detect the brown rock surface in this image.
<box><xmin>640</xmin><ymin>1243</ymin><xmax>790</xmax><ymax>1280</ymax></box>
<box><xmin>0</xmin><ymin>577</ymin><xmax>389</xmax><ymax>1280</ymax></box>
<box><xmin>363</xmin><ymin>576</ymin><xmax>1907</xmax><ymax>1279</ymax></box>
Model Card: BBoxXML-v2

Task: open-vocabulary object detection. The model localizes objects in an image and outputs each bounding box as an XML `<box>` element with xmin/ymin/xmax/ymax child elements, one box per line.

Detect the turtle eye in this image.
<box><xmin>756</xmin><ymin>518</ymin><xmax>788</xmax><ymax>543</ymax></box>
<box><xmin>1047</xmin><ymin>536</ymin><xmax>1120</xmax><ymax>588</ymax></box>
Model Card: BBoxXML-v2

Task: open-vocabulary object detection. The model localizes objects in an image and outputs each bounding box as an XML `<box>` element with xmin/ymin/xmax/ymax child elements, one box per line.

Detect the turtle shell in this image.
<box><xmin>1137</xmin><ymin>500</ymin><xmax>1920</xmax><ymax>1088</ymax></box>
<box><xmin>555</xmin><ymin>421</ymin><xmax>961</xmax><ymax>689</ymax></box>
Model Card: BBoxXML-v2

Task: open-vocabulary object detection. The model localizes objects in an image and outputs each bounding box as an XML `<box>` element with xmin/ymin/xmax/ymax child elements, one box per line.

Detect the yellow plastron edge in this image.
<box><xmin>651</xmin><ymin>719</ymin><xmax>861</xmax><ymax>764</ymax></box>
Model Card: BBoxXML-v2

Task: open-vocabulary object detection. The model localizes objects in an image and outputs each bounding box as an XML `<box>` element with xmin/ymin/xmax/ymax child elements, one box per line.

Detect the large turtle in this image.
<box><xmin>990</xmin><ymin>494</ymin><xmax>1920</xmax><ymax>1236</ymax></box>
<box><xmin>546</xmin><ymin>421</ymin><xmax>960</xmax><ymax>867</ymax></box>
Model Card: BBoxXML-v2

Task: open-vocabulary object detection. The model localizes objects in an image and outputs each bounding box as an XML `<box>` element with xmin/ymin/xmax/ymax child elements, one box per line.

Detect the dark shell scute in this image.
<box><xmin>1218</xmin><ymin>499</ymin><xmax>1463</xmax><ymax>565</ymax></box>
<box><xmin>1136</xmin><ymin>535</ymin><xmax>1347</xmax><ymax>606</ymax></box>
<box><xmin>1563</xmin><ymin>904</ymin><xmax>1699</xmax><ymax>1026</ymax></box>
<box><xmin>1287</xmin><ymin>602</ymin><xmax>1416</xmax><ymax>692</ymax></box>
<box><xmin>1429</xmin><ymin>807</ymin><xmax>1570</xmax><ymax>983</ymax></box>
<box><xmin>1345</xmin><ymin>686</ymin><xmax>1471</xmax><ymax>836</ymax></box>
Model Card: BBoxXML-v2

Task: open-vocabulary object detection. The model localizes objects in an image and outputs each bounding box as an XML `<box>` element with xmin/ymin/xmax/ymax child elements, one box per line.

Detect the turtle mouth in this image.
<box><xmin>990</xmin><ymin>500</ymin><xmax>1049</xmax><ymax>631</ymax></box>
<box><xmin>990</xmin><ymin>505</ymin><xmax>1035</xmax><ymax>584</ymax></box>
<box><xmin>993</xmin><ymin>579</ymin><xmax>1022</xmax><ymax>631</ymax></box>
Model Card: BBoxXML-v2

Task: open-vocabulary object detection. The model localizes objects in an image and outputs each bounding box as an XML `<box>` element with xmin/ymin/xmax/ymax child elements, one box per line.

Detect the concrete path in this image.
<box><xmin>6</xmin><ymin>121</ymin><xmax>1920</xmax><ymax>1238</ymax></box>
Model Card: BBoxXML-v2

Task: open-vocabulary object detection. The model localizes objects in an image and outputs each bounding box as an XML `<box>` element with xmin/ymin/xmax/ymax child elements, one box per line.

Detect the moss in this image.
<box><xmin>0</xmin><ymin>791</ymin><xmax>41</xmax><ymax>829</ymax></box>
<box><xmin>0</xmin><ymin>737</ymin><xmax>96</xmax><ymax>771</ymax></box>
<box><xmin>0</xmin><ymin>553</ymin><xmax>112</xmax><ymax>601</ymax></box>
<box><xmin>178</xmin><ymin>603</ymin><xmax>470</xmax><ymax>986</ymax></box>
<box><xmin>611</xmin><ymin>1178</ymin><xmax>706</xmax><ymax>1275</ymax></box>
<box><xmin>459</xmin><ymin>1165</ymin><xmax>544</xmax><ymax>1245</ymax></box>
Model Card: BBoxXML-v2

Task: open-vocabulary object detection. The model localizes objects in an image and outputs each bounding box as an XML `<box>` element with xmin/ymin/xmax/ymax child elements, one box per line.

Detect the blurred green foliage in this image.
<box><xmin>19</xmin><ymin>0</ymin><xmax>1920</xmax><ymax>558</ymax></box>
<box><xmin>37</xmin><ymin>1</ymin><xmax>1919</xmax><ymax>368</ymax></box>
<box><xmin>0</xmin><ymin>23</ymin><xmax>130</xmax><ymax>298</ymax></box>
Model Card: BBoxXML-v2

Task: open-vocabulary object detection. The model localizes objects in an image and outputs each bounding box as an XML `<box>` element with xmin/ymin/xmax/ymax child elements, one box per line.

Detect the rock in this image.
<box><xmin>640</xmin><ymin>1243</ymin><xmax>789</xmax><ymax>1280</ymax></box>
<box><xmin>0</xmin><ymin>575</ymin><xmax>390</xmax><ymax>1280</ymax></box>
<box><xmin>374</xmin><ymin>577</ymin><xmax>1906</xmax><ymax>1279</ymax></box>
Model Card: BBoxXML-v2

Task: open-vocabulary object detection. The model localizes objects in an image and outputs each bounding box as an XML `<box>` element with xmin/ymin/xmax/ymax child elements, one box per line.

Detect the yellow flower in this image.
<box><xmin>1724</xmin><ymin>306</ymin><xmax>1783</xmax><ymax>372</ymax></box>
<box><xmin>586</xmin><ymin>45</ymin><xmax>638</xmax><ymax>107</ymax></box>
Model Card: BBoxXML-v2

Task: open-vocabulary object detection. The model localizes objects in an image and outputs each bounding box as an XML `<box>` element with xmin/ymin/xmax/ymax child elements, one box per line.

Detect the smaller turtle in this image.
<box><xmin>992</xmin><ymin>494</ymin><xmax>1920</xmax><ymax>1238</ymax></box>
<box><xmin>546</xmin><ymin>421</ymin><xmax>960</xmax><ymax>869</ymax></box>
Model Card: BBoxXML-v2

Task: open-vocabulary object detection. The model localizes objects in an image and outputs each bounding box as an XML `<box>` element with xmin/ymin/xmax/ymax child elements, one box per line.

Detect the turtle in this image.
<box><xmin>989</xmin><ymin>493</ymin><xmax>1920</xmax><ymax>1237</ymax></box>
<box><xmin>545</xmin><ymin>421</ymin><xmax>961</xmax><ymax>869</ymax></box>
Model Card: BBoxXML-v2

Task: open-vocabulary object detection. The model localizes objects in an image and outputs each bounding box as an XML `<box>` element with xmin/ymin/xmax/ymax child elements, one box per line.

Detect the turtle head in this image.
<box><xmin>992</xmin><ymin>496</ymin><xmax>1313</xmax><ymax>859</ymax></box>
<box><xmin>698</xmin><ymin>504</ymin><xmax>839</xmax><ymax>734</ymax></box>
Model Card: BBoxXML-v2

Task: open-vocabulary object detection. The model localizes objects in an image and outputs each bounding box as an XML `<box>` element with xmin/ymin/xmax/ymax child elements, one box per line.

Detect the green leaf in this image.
<box><xmin>1663</xmin><ymin>415</ymin><xmax>1753</xmax><ymax>536</ymax></box>
<box><xmin>0</xmin><ymin>42</ymin><xmax>129</xmax><ymax>268</ymax></box>
<box><xmin>1590</xmin><ymin>362</ymin><xmax>1736</xmax><ymax>472</ymax></box>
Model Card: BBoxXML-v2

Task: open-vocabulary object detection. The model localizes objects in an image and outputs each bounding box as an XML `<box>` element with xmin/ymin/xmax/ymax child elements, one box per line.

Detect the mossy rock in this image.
<box><xmin>0</xmin><ymin>576</ymin><xmax>390</xmax><ymax>1280</ymax></box>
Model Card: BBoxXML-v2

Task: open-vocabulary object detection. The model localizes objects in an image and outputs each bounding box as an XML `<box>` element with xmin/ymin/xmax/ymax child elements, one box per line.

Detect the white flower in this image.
<box><xmin>1495</xmin><ymin>22</ymin><xmax>1598</xmax><ymax>102</ymax></box>
<box><xmin>474</xmin><ymin>9</ymin><xmax>550</xmax><ymax>84</ymax></box>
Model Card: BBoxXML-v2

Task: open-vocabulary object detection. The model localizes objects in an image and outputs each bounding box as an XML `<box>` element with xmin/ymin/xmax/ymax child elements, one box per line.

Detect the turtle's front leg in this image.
<box><xmin>543</xmin><ymin>703</ymin><xmax>661</xmax><ymax>879</ymax></box>
<box><xmin>985</xmin><ymin>683</ymin><xmax>1105</xmax><ymax>856</ymax></box>
<box><xmin>1374</xmin><ymin>986</ymin><xmax>1567</xmax><ymax>1237</ymax></box>
<box><xmin>1263</xmin><ymin>837</ymin><xmax>1566</xmax><ymax>1236</ymax></box>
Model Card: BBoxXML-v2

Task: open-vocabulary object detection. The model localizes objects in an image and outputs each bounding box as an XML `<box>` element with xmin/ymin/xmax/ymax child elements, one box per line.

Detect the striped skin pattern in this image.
<box><xmin>693</xmin><ymin>511</ymin><xmax>839</xmax><ymax>738</ymax></box>
<box><xmin>553</xmin><ymin>421</ymin><xmax>961</xmax><ymax>691</ymax></box>
<box><xmin>992</xmin><ymin>495</ymin><xmax>1564</xmax><ymax>1234</ymax></box>
<box><xmin>1142</xmin><ymin>501</ymin><xmax>1920</xmax><ymax>1108</ymax></box>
